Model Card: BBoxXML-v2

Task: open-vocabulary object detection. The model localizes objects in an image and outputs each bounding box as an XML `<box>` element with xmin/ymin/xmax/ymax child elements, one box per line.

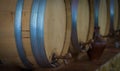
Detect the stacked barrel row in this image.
<box><xmin>70</xmin><ymin>0</ymin><xmax>120</xmax><ymax>60</ymax></box>
<box><xmin>0</xmin><ymin>0</ymin><xmax>119</xmax><ymax>69</ymax></box>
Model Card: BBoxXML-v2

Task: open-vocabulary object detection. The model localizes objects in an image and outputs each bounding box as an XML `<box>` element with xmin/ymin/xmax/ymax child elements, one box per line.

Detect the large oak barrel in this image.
<box><xmin>113</xmin><ymin>0</ymin><xmax>119</xmax><ymax>31</ymax></box>
<box><xmin>0</xmin><ymin>0</ymin><xmax>71</xmax><ymax>68</ymax></box>
<box><xmin>87</xmin><ymin>0</ymin><xmax>120</xmax><ymax>61</ymax></box>
<box><xmin>86</xmin><ymin>0</ymin><xmax>109</xmax><ymax>61</ymax></box>
<box><xmin>108</xmin><ymin>0</ymin><xmax>119</xmax><ymax>32</ymax></box>
<box><xmin>70</xmin><ymin>0</ymin><xmax>94</xmax><ymax>55</ymax></box>
<box><xmin>108</xmin><ymin>0</ymin><xmax>120</xmax><ymax>48</ymax></box>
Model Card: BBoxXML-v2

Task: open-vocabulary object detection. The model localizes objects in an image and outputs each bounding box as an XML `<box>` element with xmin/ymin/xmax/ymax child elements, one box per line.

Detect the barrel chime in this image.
<box><xmin>0</xmin><ymin>0</ymin><xmax>119</xmax><ymax>69</ymax></box>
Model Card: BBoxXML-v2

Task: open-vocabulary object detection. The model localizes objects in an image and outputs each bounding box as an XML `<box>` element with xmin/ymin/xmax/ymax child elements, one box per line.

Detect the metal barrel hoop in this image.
<box><xmin>110</xmin><ymin>0</ymin><xmax>114</xmax><ymax>33</ymax></box>
<box><xmin>14</xmin><ymin>0</ymin><xmax>33</xmax><ymax>68</ymax></box>
<box><xmin>71</xmin><ymin>0</ymin><xmax>82</xmax><ymax>50</ymax></box>
<box><xmin>30</xmin><ymin>0</ymin><xmax>60</xmax><ymax>67</ymax></box>
<box><xmin>94</xmin><ymin>0</ymin><xmax>100</xmax><ymax>28</ymax></box>
<box><xmin>30</xmin><ymin>0</ymin><xmax>51</xmax><ymax>67</ymax></box>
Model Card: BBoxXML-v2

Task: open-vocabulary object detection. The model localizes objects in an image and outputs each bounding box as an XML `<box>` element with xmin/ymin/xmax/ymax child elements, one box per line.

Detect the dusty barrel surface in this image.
<box><xmin>70</xmin><ymin>0</ymin><xmax>94</xmax><ymax>53</ymax></box>
<box><xmin>0</xmin><ymin>0</ymin><xmax>71</xmax><ymax>68</ymax></box>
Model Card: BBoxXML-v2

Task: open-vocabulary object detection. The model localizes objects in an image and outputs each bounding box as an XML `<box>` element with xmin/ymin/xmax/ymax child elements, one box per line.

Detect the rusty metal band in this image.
<box><xmin>71</xmin><ymin>0</ymin><xmax>81</xmax><ymax>50</ymax></box>
<box><xmin>14</xmin><ymin>0</ymin><xmax>33</xmax><ymax>68</ymax></box>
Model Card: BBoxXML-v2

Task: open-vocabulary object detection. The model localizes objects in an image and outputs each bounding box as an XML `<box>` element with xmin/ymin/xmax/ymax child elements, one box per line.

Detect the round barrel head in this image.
<box><xmin>77</xmin><ymin>0</ymin><xmax>90</xmax><ymax>43</ymax></box>
<box><xmin>98</xmin><ymin>0</ymin><xmax>108</xmax><ymax>36</ymax></box>
<box><xmin>44</xmin><ymin>0</ymin><xmax>66</xmax><ymax>63</ymax></box>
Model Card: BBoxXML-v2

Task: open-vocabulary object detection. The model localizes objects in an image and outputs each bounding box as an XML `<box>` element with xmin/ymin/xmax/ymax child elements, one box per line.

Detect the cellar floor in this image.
<box><xmin>0</xmin><ymin>47</ymin><xmax>120</xmax><ymax>71</ymax></box>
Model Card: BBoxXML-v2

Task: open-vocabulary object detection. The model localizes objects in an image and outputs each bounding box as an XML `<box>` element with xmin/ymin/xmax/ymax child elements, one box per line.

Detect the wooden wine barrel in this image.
<box><xmin>87</xmin><ymin>0</ymin><xmax>120</xmax><ymax>61</ymax></box>
<box><xmin>86</xmin><ymin>0</ymin><xmax>109</xmax><ymax>61</ymax></box>
<box><xmin>0</xmin><ymin>0</ymin><xmax>71</xmax><ymax>68</ymax></box>
<box><xmin>108</xmin><ymin>0</ymin><xmax>120</xmax><ymax>48</ymax></box>
<box><xmin>108</xmin><ymin>0</ymin><xmax>119</xmax><ymax>32</ymax></box>
<box><xmin>0</xmin><ymin>0</ymin><xmax>35</xmax><ymax>68</ymax></box>
<box><xmin>70</xmin><ymin>0</ymin><xmax>94</xmax><ymax>53</ymax></box>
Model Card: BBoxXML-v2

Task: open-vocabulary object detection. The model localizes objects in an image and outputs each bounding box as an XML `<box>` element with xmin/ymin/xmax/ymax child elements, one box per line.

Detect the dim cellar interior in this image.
<box><xmin>0</xmin><ymin>0</ymin><xmax>120</xmax><ymax>71</ymax></box>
